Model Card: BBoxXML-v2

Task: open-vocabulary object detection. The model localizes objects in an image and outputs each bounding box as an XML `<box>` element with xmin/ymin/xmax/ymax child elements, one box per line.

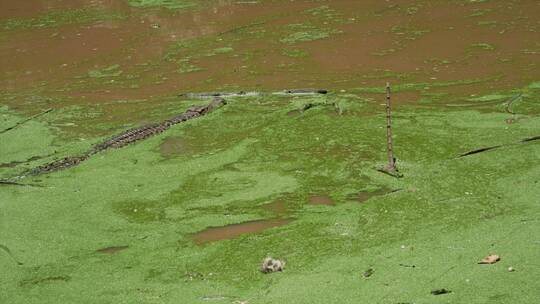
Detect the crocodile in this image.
<box><xmin>26</xmin><ymin>97</ymin><xmax>226</xmax><ymax>176</ymax></box>
<box><xmin>10</xmin><ymin>88</ymin><xmax>329</xmax><ymax>178</ymax></box>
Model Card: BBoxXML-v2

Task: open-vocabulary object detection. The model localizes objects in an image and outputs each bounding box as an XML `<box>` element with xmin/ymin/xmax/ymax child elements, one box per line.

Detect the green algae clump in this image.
<box><xmin>127</xmin><ymin>0</ymin><xmax>195</xmax><ymax>9</ymax></box>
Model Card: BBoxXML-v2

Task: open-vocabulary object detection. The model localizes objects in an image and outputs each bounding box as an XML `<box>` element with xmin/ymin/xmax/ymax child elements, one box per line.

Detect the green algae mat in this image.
<box><xmin>2</xmin><ymin>0</ymin><xmax>540</xmax><ymax>303</ymax></box>
<box><xmin>1</xmin><ymin>89</ymin><xmax>540</xmax><ymax>303</ymax></box>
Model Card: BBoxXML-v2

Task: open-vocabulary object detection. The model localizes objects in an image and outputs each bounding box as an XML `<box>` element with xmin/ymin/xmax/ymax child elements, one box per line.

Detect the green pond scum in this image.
<box><xmin>1</xmin><ymin>87</ymin><xmax>540</xmax><ymax>303</ymax></box>
<box><xmin>0</xmin><ymin>8</ymin><xmax>126</xmax><ymax>30</ymax></box>
<box><xmin>127</xmin><ymin>0</ymin><xmax>196</xmax><ymax>10</ymax></box>
<box><xmin>1</xmin><ymin>0</ymin><xmax>540</xmax><ymax>303</ymax></box>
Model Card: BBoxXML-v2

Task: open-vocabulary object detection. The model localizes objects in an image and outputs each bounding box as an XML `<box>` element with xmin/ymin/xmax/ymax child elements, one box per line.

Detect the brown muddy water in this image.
<box><xmin>2</xmin><ymin>1</ymin><xmax>540</xmax><ymax>243</ymax></box>
<box><xmin>308</xmin><ymin>195</ymin><xmax>335</xmax><ymax>206</ymax></box>
<box><xmin>192</xmin><ymin>198</ymin><xmax>293</xmax><ymax>244</ymax></box>
<box><xmin>2</xmin><ymin>0</ymin><xmax>540</xmax><ymax>122</ymax></box>
<box><xmin>261</xmin><ymin>199</ymin><xmax>289</xmax><ymax>215</ymax></box>
<box><xmin>192</xmin><ymin>218</ymin><xmax>292</xmax><ymax>245</ymax></box>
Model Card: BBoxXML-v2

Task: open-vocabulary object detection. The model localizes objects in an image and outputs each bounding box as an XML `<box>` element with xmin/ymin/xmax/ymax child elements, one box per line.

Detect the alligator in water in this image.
<box><xmin>4</xmin><ymin>88</ymin><xmax>329</xmax><ymax>179</ymax></box>
<box><xmin>26</xmin><ymin>97</ymin><xmax>226</xmax><ymax>176</ymax></box>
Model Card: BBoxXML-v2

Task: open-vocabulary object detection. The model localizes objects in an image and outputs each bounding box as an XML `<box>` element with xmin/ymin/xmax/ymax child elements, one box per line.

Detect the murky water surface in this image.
<box><xmin>261</xmin><ymin>199</ymin><xmax>289</xmax><ymax>215</ymax></box>
<box><xmin>192</xmin><ymin>218</ymin><xmax>292</xmax><ymax>244</ymax></box>
<box><xmin>1</xmin><ymin>0</ymin><xmax>539</xmax><ymax>125</ymax></box>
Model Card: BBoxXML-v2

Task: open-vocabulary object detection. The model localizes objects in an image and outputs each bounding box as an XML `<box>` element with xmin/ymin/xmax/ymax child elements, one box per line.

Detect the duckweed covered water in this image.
<box><xmin>1</xmin><ymin>1</ymin><xmax>540</xmax><ymax>303</ymax></box>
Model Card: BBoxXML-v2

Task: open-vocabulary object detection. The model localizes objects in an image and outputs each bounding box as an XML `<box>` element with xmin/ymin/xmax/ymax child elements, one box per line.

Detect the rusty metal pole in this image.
<box><xmin>385</xmin><ymin>82</ymin><xmax>397</xmax><ymax>172</ymax></box>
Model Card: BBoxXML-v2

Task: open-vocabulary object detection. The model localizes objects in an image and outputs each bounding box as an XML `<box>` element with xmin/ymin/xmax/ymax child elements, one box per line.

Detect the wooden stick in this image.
<box><xmin>385</xmin><ymin>83</ymin><xmax>397</xmax><ymax>172</ymax></box>
<box><xmin>377</xmin><ymin>83</ymin><xmax>402</xmax><ymax>177</ymax></box>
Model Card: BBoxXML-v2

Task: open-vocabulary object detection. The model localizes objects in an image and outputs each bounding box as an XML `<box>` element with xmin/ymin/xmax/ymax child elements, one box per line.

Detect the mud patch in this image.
<box><xmin>261</xmin><ymin>199</ymin><xmax>289</xmax><ymax>216</ymax></box>
<box><xmin>96</xmin><ymin>245</ymin><xmax>129</xmax><ymax>254</ymax></box>
<box><xmin>308</xmin><ymin>195</ymin><xmax>335</xmax><ymax>206</ymax></box>
<box><xmin>192</xmin><ymin>218</ymin><xmax>292</xmax><ymax>245</ymax></box>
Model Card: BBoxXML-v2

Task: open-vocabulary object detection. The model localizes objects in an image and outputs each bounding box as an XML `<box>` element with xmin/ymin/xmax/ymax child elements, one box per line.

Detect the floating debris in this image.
<box><xmin>362</xmin><ymin>268</ymin><xmax>374</xmax><ymax>278</ymax></box>
<box><xmin>260</xmin><ymin>257</ymin><xmax>285</xmax><ymax>273</ymax></box>
<box><xmin>479</xmin><ymin>254</ymin><xmax>500</xmax><ymax>264</ymax></box>
<box><xmin>431</xmin><ymin>288</ymin><xmax>451</xmax><ymax>295</ymax></box>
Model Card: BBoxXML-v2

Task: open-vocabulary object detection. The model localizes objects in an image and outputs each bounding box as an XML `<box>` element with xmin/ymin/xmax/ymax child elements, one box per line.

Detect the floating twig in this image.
<box><xmin>521</xmin><ymin>135</ymin><xmax>540</xmax><ymax>143</ymax></box>
<box><xmin>458</xmin><ymin>145</ymin><xmax>503</xmax><ymax>157</ymax></box>
<box><xmin>457</xmin><ymin>135</ymin><xmax>540</xmax><ymax>158</ymax></box>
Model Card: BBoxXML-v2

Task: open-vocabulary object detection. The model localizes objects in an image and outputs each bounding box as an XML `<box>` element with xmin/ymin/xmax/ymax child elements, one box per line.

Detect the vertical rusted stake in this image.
<box><xmin>385</xmin><ymin>82</ymin><xmax>396</xmax><ymax>170</ymax></box>
<box><xmin>380</xmin><ymin>82</ymin><xmax>401</xmax><ymax>177</ymax></box>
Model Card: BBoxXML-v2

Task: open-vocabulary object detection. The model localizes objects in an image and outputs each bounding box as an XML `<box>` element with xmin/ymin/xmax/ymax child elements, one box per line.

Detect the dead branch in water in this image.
<box><xmin>521</xmin><ymin>135</ymin><xmax>540</xmax><ymax>143</ymax></box>
<box><xmin>458</xmin><ymin>145</ymin><xmax>503</xmax><ymax>157</ymax></box>
<box><xmin>457</xmin><ymin>135</ymin><xmax>540</xmax><ymax>158</ymax></box>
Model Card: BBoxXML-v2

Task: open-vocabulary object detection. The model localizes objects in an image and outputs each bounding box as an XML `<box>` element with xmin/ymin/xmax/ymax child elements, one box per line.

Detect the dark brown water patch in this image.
<box><xmin>261</xmin><ymin>199</ymin><xmax>288</xmax><ymax>215</ymax></box>
<box><xmin>348</xmin><ymin>187</ymin><xmax>398</xmax><ymax>203</ymax></box>
<box><xmin>2</xmin><ymin>0</ymin><xmax>540</xmax><ymax>144</ymax></box>
<box><xmin>96</xmin><ymin>245</ymin><xmax>129</xmax><ymax>254</ymax></box>
<box><xmin>0</xmin><ymin>0</ymin><xmax>85</xmax><ymax>20</ymax></box>
<box><xmin>308</xmin><ymin>195</ymin><xmax>335</xmax><ymax>206</ymax></box>
<box><xmin>192</xmin><ymin>218</ymin><xmax>292</xmax><ymax>245</ymax></box>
